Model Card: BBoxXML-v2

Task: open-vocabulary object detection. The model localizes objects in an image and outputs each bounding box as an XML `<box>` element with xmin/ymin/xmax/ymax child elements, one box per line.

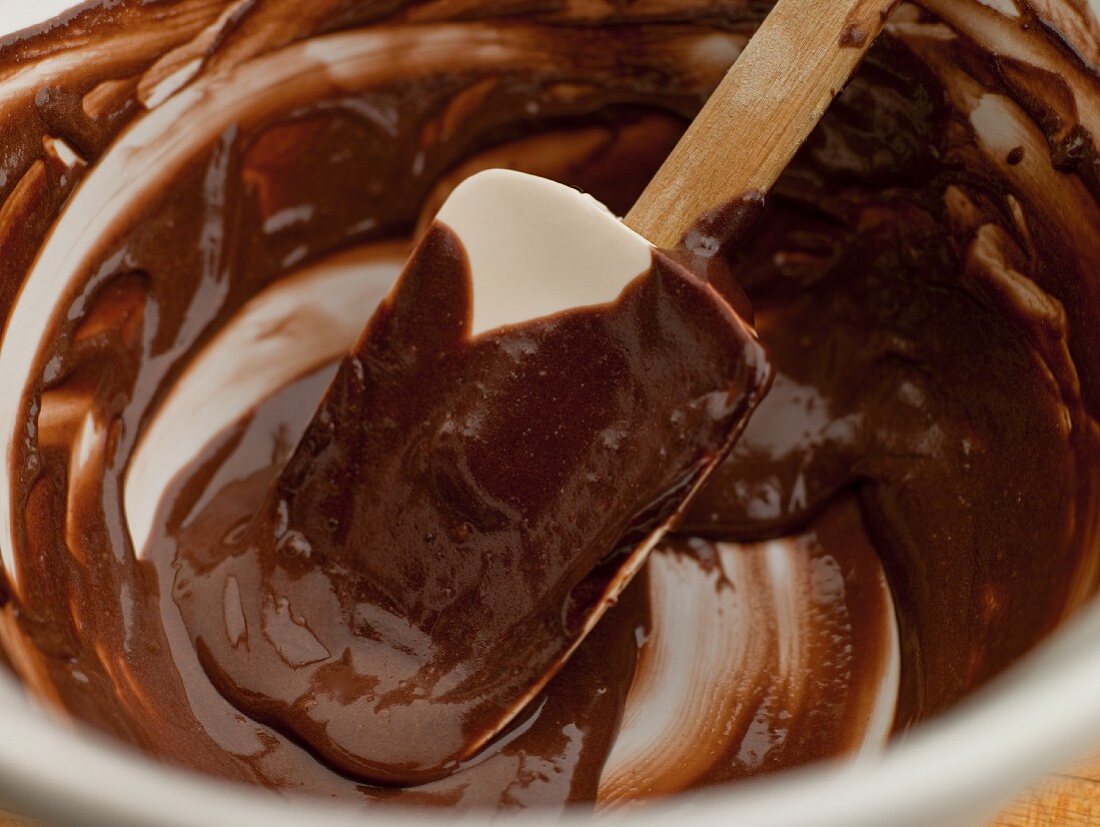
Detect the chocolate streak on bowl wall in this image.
<box><xmin>0</xmin><ymin>0</ymin><xmax>1096</xmax><ymax>811</ymax></box>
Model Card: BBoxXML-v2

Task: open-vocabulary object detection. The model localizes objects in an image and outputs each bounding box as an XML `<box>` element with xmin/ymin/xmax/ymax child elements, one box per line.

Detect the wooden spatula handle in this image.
<box><xmin>625</xmin><ymin>0</ymin><xmax>895</xmax><ymax>248</ymax></box>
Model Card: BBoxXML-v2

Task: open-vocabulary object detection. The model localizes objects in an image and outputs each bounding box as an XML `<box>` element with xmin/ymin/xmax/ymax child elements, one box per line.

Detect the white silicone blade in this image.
<box><xmin>436</xmin><ymin>169</ymin><xmax>655</xmax><ymax>337</ymax></box>
<box><xmin>430</xmin><ymin>170</ymin><xmax>746</xmax><ymax>759</ymax></box>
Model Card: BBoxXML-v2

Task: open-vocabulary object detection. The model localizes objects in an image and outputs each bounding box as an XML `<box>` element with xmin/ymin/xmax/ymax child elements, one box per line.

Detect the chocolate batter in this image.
<box><xmin>0</xmin><ymin>0</ymin><xmax>1098</xmax><ymax>813</ymax></box>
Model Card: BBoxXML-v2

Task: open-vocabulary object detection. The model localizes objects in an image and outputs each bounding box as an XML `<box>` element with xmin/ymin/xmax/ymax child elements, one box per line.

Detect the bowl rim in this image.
<box><xmin>2</xmin><ymin>598</ymin><xmax>1100</xmax><ymax>827</ymax></box>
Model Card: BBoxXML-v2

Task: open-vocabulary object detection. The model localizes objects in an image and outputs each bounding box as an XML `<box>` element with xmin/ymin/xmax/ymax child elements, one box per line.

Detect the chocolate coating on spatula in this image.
<box><xmin>176</xmin><ymin>223</ymin><xmax>768</xmax><ymax>784</ymax></box>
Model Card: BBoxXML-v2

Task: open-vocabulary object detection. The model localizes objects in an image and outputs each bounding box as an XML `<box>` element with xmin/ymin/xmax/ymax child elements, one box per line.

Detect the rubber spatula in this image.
<box><xmin>177</xmin><ymin>0</ymin><xmax>895</xmax><ymax>786</ymax></box>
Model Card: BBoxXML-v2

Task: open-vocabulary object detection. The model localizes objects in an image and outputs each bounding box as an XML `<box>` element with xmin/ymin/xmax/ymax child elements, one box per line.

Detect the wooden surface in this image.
<box><xmin>991</xmin><ymin>753</ymin><xmax>1100</xmax><ymax>827</ymax></box>
<box><xmin>624</xmin><ymin>0</ymin><xmax>892</xmax><ymax>246</ymax></box>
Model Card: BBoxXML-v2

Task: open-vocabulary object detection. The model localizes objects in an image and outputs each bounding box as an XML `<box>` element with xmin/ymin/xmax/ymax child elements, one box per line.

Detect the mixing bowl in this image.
<box><xmin>0</xmin><ymin>1</ymin><xmax>1098</xmax><ymax>825</ymax></box>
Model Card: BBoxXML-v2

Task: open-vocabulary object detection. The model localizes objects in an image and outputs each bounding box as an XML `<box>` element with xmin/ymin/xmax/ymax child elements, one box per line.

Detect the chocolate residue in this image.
<box><xmin>0</xmin><ymin>0</ymin><xmax>1096</xmax><ymax>814</ymax></box>
<box><xmin>673</xmin><ymin>191</ymin><xmax>766</xmax><ymax>324</ymax></box>
<box><xmin>840</xmin><ymin>25</ymin><xmax>869</xmax><ymax>49</ymax></box>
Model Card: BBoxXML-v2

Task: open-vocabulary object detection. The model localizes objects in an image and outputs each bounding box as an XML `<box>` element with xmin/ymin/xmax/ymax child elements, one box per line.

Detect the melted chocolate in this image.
<box><xmin>0</xmin><ymin>0</ymin><xmax>1097</xmax><ymax>814</ymax></box>
<box><xmin>176</xmin><ymin>223</ymin><xmax>767</xmax><ymax>784</ymax></box>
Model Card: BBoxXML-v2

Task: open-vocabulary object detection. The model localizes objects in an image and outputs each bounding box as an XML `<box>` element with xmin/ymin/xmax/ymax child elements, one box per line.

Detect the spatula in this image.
<box><xmin>177</xmin><ymin>0</ymin><xmax>894</xmax><ymax>786</ymax></box>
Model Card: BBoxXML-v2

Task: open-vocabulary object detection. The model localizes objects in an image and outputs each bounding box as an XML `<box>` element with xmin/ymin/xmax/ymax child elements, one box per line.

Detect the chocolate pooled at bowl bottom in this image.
<box><xmin>0</xmin><ymin>0</ymin><xmax>1097</xmax><ymax>815</ymax></box>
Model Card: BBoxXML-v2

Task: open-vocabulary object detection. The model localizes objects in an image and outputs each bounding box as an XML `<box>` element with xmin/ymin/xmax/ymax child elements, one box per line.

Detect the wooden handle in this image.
<box><xmin>625</xmin><ymin>0</ymin><xmax>895</xmax><ymax>247</ymax></box>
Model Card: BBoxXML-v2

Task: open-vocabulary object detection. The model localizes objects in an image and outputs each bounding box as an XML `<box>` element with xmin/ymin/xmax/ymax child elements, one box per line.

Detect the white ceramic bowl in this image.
<box><xmin>1</xmin><ymin>1</ymin><xmax>1099</xmax><ymax>825</ymax></box>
